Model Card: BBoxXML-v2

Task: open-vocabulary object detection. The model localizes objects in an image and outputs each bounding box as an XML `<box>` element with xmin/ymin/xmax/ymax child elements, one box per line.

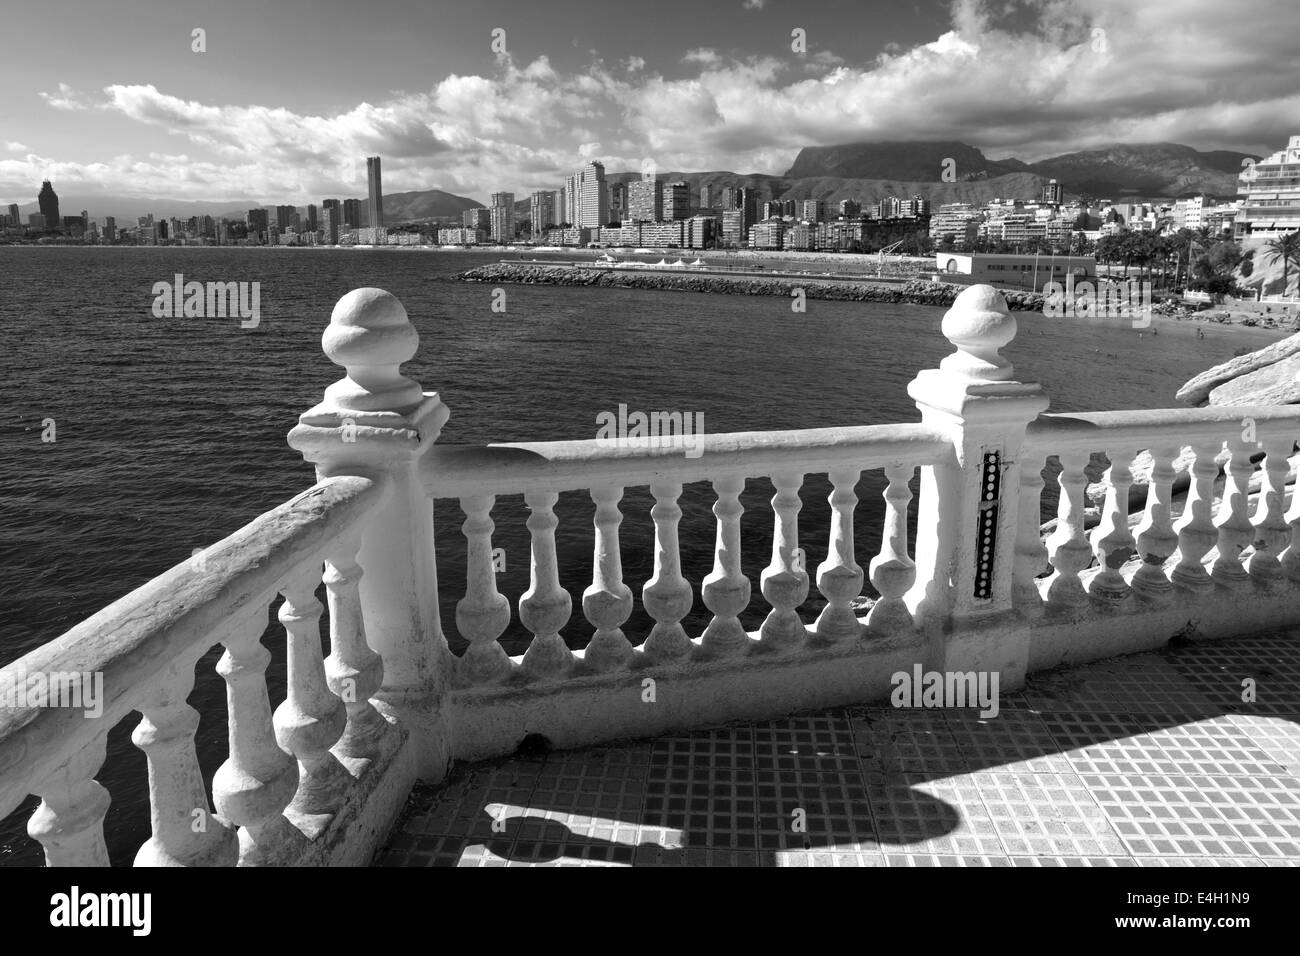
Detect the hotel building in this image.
<box><xmin>1236</xmin><ymin>134</ymin><xmax>1300</xmax><ymax>236</ymax></box>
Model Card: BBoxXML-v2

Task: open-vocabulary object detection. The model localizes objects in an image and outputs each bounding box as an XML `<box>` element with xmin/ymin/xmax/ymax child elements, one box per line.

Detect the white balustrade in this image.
<box><xmin>27</xmin><ymin>736</ymin><xmax>111</xmax><ymax>867</ymax></box>
<box><xmin>1132</xmin><ymin>445</ymin><xmax>1179</xmax><ymax>599</ymax></box>
<box><xmin>813</xmin><ymin>468</ymin><xmax>865</xmax><ymax>641</ymax></box>
<box><xmin>643</xmin><ymin>480</ymin><xmax>695</xmax><ymax>661</ymax></box>
<box><xmin>701</xmin><ymin>474</ymin><xmax>752</xmax><ymax>655</ymax></box>
<box><xmin>1088</xmin><ymin>447</ymin><xmax>1138</xmax><ymax>602</ymax></box>
<box><xmin>1171</xmin><ymin>442</ymin><xmax>1221</xmax><ymax>591</ymax></box>
<box><xmin>519</xmin><ymin>491</ymin><xmax>574</xmax><ymax>677</ymax></box>
<box><xmin>275</xmin><ymin>567</ymin><xmax>349</xmax><ymax>827</ymax></box>
<box><xmin>456</xmin><ymin>494</ymin><xmax>513</xmax><ymax>683</ymax></box>
<box><xmin>1247</xmin><ymin>439</ymin><xmax>1292</xmax><ymax>584</ymax></box>
<box><xmin>1012</xmin><ymin>454</ymin><xmax>1048</xmax><ymax>612</ymax></box>
<box><xmin>1211</xmin><ymin>440</ymin><xmax>1255</xmax><ymax>587</ymax></box>
<box><xmin>133</xmin><ymin>660</ymin><xmax>239</xmax><ymax>866</ymax></box>
<box><xmin>1045</xmin><ymin>450</ymin><xmax>1093</xmax><ymax>607</ymax></box>
<box><xmin>582</xmin><ymin>484</ymin><xmax>635</xmax><ymax>670</ymax></box>
<box><xmin>867</xmin><ymin>464</ymin><xmax>916</xmax><ymax>633</ymax></box>
<box><xmin>759</xmin><ymin>471</ymin><xmax>809</xmax><ymax>649</ymax></box>
<box><xmin>324</xmin><ymin>533</ymin><xmax>394</xmax><ymax>762</ymax></box>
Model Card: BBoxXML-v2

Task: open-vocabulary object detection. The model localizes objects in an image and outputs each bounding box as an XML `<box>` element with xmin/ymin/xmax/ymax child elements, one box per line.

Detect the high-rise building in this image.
<box><xmin>321</xmin><ymin>198</ymin><xmax>340</xmax><ymax>221</ymax></box>
<box><xmin>343</xmin><ymin>199</ymin><xmax>363</xmax><ymax>228</ymax></box>
<box><xmin>305</xmin><ymin>204</ymin><xmax>317</xmax><ymax>232</ymax></box>
<box><xmin>571</xmin><ymin>162</ymin><xmax>608</xmax><ymax>228</ymax></box>
<box><xmin>1041</xmin><ymin>179</ymin><xmax>1063</xmax><ymax>205</ymax></box>
<box><xmin>320</xmin><ymin>207</ymin><xmax>339</xmax><ymax>244</ymax></box>
<box><xmin>563</xmin><ymin>175</ymin><xmax>578</xmax><ymax>226</ymax></box>
<box><xmin>104</xmin><ymin>216</ymin><xmax>116</xmax><ymax>242</ymax></box>
<box><xmin>366</xmin><ymin>156</ymin><xmax>384</xmax><ymax>230</ymax></box>
<box><xmin>275</xmin><ymin>205</ymin><xmax>294</xmax><ymax>230</ymax></box>
<box><xmin>37</xmin><ymin>181</ymin><xmax>60</xmax><ymax>231</ymax></box>
<box><xmin>720</xmin><ymin>185</ymin><xmax>737</xmax><ymax>210</ymax></box>
<box><xmin>246</xmin><ymin>208</ymin><xmax>268</xmax><ymax>241</ymax></box>
<box><xmin>530</xmin><ymin>191</ymin><xmax>556</xmax><ymax>234</ymax></box>
<box><xmin>463</xmin><ymin>207</ymin><xmax>490</xmax><ymax>230</ymax></box>
<box><xmin>5</xmin><ymin>203</ymin><xmax>18</xmax><ymax>228</ymax></box>
<box><xmin>608</xmin><ymin>181</ymin><xmax>628</xmax><ymax>223</ymax></box>
<box><xmin>801</xmin><ymin>199</ymin><xmax>824</xmax><ymax>223</ymax></box>
<box><xmin>1236</xmin><ymin>134</ymin><xmax>1300</xmax><ymax>237</ymax></box>
<box><xmin>736</xmin><ymin>187</ymin><xmax>760</xmax><ymax>237</ymax></box>
<box><xmin>628</xmin><ymin>178</ymin><xmax>662</xmax><ymax>222</ymax></box>
<box><xmin>699</xmin><ymin>185</ymin><xmax>713</xmax><ymax>209</ymax></box>
<box><xmin>838</xmin><ymin>199</ymin><xmax>861</xmax><ymax>219</ymax></box>
<box><xmin>663</xmin><ymin>182</ymin><xmax>690</xmax><ymax>220</ymax></box>
<box><xmin>489</xmin><ymin>191</ymin><xmax>515</xmax><ymax>242</ymax></box>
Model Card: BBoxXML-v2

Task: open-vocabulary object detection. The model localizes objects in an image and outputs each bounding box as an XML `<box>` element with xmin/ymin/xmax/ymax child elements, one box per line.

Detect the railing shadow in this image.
<box><xmin>379</xmin><ymin>629</ymin><xmax>1300</xmax><ymax>866</ymax></box>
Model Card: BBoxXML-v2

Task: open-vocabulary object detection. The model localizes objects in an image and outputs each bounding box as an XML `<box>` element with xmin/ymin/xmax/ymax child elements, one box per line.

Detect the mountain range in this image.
<box><xmin>8</xmin><ymin>141</ymin><xmax>1259</xmax><ymax>223</ymax></box>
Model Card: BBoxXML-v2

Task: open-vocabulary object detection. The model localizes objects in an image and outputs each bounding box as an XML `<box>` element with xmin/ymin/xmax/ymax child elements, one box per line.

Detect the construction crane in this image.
<box><xmin>877</xmin><ymin>239</ymin><xmax>905</xmax><ymax>276</ymax></box>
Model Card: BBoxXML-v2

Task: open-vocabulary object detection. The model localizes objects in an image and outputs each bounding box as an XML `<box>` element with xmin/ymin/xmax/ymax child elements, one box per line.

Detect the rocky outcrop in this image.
<box><xmin>1176</xmin><ymin>330</ymin><xmax>1300</xmax><ymax>405</ymax></box>
<box><xmin>457</xmin><ymin>263</ymin><xmax>1047</xmax><ymax>311</ymax></box>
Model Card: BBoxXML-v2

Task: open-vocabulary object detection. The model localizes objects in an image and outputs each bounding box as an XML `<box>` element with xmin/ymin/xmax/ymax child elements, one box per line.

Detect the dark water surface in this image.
<box><xmin>0</xmin><ymin>246</ymin><xmax>1281</xmax><ymax>864</ymax></box>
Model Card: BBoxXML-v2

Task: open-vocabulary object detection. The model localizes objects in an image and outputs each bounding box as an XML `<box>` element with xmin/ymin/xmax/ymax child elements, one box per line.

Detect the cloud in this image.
<box><xmin>11</xmin><ymin>0</ymin><xmax>1300</xmax><ymax>205</ymax></box>
<box><xmin>742</xmin><ymin>0</ymin><xmax>768</xmax><ymax>9</ymax></box>
<box><xmin>5</xmin><ymin>142</ymin><xmax>27</xmax><ymax>152</ymax></box>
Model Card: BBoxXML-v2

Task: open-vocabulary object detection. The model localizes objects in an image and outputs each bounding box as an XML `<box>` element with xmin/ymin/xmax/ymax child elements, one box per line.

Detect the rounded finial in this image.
<box><xmin>938</xmin><ymin>284</ymin><xmax>1017</xmax><ymax>382</ymax></box>
<box><xmin>320</xmin><ymin>288</ymin><xmax>423</xmax><ymax>413</ymax></box>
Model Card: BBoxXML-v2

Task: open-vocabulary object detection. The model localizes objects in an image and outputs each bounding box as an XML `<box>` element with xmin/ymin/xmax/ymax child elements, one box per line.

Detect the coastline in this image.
<box><xmin>457</xmin><ymin>262</ymin><xmax>1048</xmax><ymax>311</ymax></box>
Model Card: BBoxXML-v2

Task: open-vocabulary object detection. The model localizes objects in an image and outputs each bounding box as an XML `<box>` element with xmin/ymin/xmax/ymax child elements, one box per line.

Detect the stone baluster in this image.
<box><xmin>1045</xmin><ymin>449</ymin><xmax>1093</xmax><ymax>607</ymax></box>
<box><xmin>274</xmin><ymin>566</ymin><xmax>349</xmax><ymax>829</ymax></box>
<box><xmin>133</xmin><ymin>659</ymin><xmax>239</xmax><ymax>866</ymax></box>
<box><xmin>701</xmin><ymin>474</ymin><xmax>753</xmax><ymax>655</ymax></box>
<box><xmin>1012</xmin><ymin>454</ymin><xmax>1048</xmax><ymax>613</ymax></box>
<box><xmin>1280</xmin><ymin>452</ymin><xmax>1300</xmax><ymax>581</ymax></box>
<box><xmin>759</xmin><ymin>471</ymin><xmax>809</xmax><ymax>649</ymax></box>
<box><xmin>324</xmin><ymin>533</ymin><xmax>395</xmax><ymax>762</ymax></box>
<box><xmin>1088</xmin><ymin>447</ymin><xmax>1137</xmax><ymax>602</ymax></box>
<box><xmin>1246</xmin><ymin>437</ymin><xmax>1292</xmax><ymax>584</ymax></box>
<box><xmin>867</xmin><ymin>464</ymin><xmax>916</xmax><ymax>633</ymax></box>
<box><xmin>1211</xmin><ymin>439</ymin><xmax>1255</xmax><ymax>587</ymax></box>
<box><xmin>583</xmin><ymin>484</ymin><xmax>635</xmax><ymax>670</ymax></box>
<box><xmin>814</xmin><ymin>468</ymin><xmax>865</xmax><ymax>642</ymax></box>
<box><xmin>519</xmin><ymin>491</ymin><xmax>574</xmax><ymax>677</ymax></box>
<box><xmin>213</xmin><ymin>608</ymin><xmax>299</xmax><ymax>865</ymax></box>
<box><xmin>1171</xmin><ymin>441</ymin><xmax>1221</xmax><ymax>591</ymax></box>
<box><xmin>642</xmin><ymin>480</ymin><xmax>695</xmax><ymax>661</ymax></box>
<box><xmin>27</xmin><ymin>736</ymin><xmax>111</xmax><ymax>867</ymax></box>
<box><xmin>287</xmin><ymin>287</ymin><xmax>453</xmax><ymax>783</ymax></box>
<box><xmin>1132</xmin><ymin>445</ymin><xmax>1180</xmax><ymax>599</ymax></box>
<box><xmin>456</xmin><ymin>494</ymin><xmax>513</xmax><ymax>683</ymax></box>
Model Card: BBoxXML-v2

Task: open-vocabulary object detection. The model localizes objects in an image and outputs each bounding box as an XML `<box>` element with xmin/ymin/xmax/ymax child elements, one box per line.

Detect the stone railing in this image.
<box><xmin>6</xmin><ymin>282</ymin><xmax>1300</xmax><ymax>866</ymax></box>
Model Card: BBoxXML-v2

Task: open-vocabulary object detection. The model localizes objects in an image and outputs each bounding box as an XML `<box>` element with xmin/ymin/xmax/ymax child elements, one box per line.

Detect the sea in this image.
<box><xmin>0</xmin><ymin>245</ymin><xmax>1283</xmax><ymax>864</ymax></box>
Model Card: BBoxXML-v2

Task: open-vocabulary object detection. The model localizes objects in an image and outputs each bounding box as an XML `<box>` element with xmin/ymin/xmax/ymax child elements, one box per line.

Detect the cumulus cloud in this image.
<box><xmin>4</xmin><ymin>142</ymin><xmax>27</xmax><ymax>152</ymax></box>
<box><xmin>11</xmin><ymin>0</ymin><xmax>1300</xmax><ymax>204</ymax></box>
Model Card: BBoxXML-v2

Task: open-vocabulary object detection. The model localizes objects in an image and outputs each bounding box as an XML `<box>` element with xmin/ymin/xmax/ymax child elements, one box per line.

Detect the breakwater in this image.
<box><xmin>457</xmin><ymin>262</ymin><xmax>1047</xmax><ymax>310</ymax></box>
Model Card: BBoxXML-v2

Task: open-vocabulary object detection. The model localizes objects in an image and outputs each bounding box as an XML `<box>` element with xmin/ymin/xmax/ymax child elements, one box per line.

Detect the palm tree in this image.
<box><xmin>1263</xmin><ymin>233</ymin><xmax>1300</xmax><ymax>299</ymax></box>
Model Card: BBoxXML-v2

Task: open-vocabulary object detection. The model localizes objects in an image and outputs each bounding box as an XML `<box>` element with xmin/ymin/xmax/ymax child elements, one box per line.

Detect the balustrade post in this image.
<box><xmin>28</xmin><ymin>736</ymin><xmax>111</xmax><ymax>867</ymax></box>
<box><xmin>759</xmin><ymin>471</ymin><xmax>809</xmax><ymax>649</ymax></box>
<box><xmin>288</xmin><ymin>288</ymin><xmax>452</xmax><ymax>781</ymax></box>
<box><xmin>906</xmin><ymin>285</ymin><xmax>1049</xmax><ymax>684</ymax></box>
<box><xmin>643</xmin><ymin>481</ymin><xmax>695</xmax><ymax>661</ymax></box>
<box><xmin>1246</xmin><ymin>438</ymin><xmax>1292</xmax><ymax>585</ymax></box>
<box><xmin>1131</xmin><ymin>445</ymin><xmax>1180</xmax><ymax>600</ymax></box>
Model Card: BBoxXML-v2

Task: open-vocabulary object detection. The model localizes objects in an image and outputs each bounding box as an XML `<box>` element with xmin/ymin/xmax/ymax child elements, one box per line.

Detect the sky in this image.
<box><xmin>1</xmin><ymin>0</ymin><xmax>1298</xmax><ymax>209</ymax></box>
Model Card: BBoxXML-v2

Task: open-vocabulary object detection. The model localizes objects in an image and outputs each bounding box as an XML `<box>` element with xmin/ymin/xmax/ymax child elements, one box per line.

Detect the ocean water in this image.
<box><xmin>0</xmin><ymin>246</ymin><xmax>1281</xmax><ymax>864</ymax></box>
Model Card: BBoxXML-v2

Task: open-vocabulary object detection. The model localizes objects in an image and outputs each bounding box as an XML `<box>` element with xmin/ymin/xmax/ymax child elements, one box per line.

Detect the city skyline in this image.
<box><xmin>3</xmin><ymin>0</ymin><xmax>1300</xmax><ymax>209</ymax></box>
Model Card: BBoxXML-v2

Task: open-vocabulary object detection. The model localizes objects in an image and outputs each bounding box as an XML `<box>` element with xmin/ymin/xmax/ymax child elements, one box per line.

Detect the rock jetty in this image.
<box><xmin>457</xmin><ymin>262</ymin><xmax>1046</xmax><ymax>311</ymax></box>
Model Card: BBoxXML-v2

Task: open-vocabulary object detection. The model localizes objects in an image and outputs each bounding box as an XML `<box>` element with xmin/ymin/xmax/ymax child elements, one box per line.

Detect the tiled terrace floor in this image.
<box><xmin>377</xmin><ymin>630</ymin><xmax>1300</xmax><ymax>866</ymax></box>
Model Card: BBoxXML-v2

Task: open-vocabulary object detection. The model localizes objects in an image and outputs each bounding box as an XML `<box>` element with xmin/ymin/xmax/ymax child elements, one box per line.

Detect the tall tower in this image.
<box><xmin>367</xmin><ymin>156</ymin><xmax>384</xmax><ymax>229</ymax></box>
<box><xmin>38</xmin><ymin>181</ymin><xmax>60</xmax><ymax>231</ymax></box>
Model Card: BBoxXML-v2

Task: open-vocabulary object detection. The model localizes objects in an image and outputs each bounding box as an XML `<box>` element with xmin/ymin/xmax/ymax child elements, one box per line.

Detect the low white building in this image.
<box><xmin>934</xmin><ymin>253</ymin><xmax>1095</xmax><ymax>292</ymax></box>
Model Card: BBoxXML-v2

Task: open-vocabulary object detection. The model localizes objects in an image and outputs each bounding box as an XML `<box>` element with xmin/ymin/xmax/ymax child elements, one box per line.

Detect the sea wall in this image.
<box><xmin>457</xmin><ymin>263</ymin><xmax>1047</xmax><ymax>311</ymax></box>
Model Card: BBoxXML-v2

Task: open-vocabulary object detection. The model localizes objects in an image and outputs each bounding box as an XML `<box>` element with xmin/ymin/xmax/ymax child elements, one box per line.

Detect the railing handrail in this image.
<box><xmin>0</xmin><ymin>473</ymin><xmax>388</xmax><ymax>821</ymax></box>
<box><xmin>1024</xmin><ymin>406</ymin><xmax>1300</xmax><ymax>456</ymax></box>
<box><xmin>420</xmin><ymin>423</ymin><xmax>954</xmax><ymax>498</ymax></box>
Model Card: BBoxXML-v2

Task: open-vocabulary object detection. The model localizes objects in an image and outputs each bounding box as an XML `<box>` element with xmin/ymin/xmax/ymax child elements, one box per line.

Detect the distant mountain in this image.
<box><xmin>784</xmin><ymin>140</ymin><xmax>1259</xmax><ymax>200</ymax></box>
<box><xmin>379</xmin><ymin>189</ymin><xmax>482</xmax><ymax>222</ymax></box>
<box><xmin>786</xmin><ymin>141</ymin><xmax>1025</xmax><ymax>182</ymax></box>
